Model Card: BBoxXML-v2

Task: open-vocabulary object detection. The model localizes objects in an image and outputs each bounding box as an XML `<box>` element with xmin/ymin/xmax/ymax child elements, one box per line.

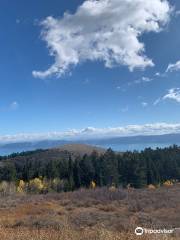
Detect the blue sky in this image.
<box><xmin>1</xmin><ymin>0</ymin><xmax>180</xmax><ymax>142</ymax></box>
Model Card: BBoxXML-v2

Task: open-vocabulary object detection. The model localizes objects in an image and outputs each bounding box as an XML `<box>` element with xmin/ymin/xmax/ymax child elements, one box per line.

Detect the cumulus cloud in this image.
<box><xmin>166</xmin><ymin>61</ymin><xmax>180</xmax><ymax>72</ymax></box>
<box><xmin>1</xmin><ymin>123</ymin><xmax>180</xmax><ymax>143</ymax></box>
<box><xmin>33</xmin><ymin>0</ymin><xmax>171</xmax><ymax>78</ymax></box>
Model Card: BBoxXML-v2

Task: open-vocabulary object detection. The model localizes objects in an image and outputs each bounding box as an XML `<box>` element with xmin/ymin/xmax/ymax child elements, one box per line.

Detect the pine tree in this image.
<box><xmin>79</xmin><ymin>154</ymin><xmax>95</xmax><ymax>187</ymax></box>
<box><xmin>101</xmin><ymin>149</ymin><xmax>119</xmax><ymax>186</ymax></box>
<box><xmin>67</xmin><ymin>156</ymin><xmax>74</xmax><ymax>190</ymax></box>
<box><xmin>73</xmin><ymin>158</ymin><xmax>81</xmax><ymax>189</ymax></box>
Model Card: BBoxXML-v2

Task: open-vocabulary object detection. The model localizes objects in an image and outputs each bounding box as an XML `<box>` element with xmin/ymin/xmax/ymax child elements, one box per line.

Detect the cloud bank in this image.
<box><xmin>1</xmin><ymin>123</ymin><xmax>180</xmax><ymax>144</ymax></box>
<box><xmin>33</xmin><ymin>0</ymin><xmax>171</xmax><ymax>78</ymax></box>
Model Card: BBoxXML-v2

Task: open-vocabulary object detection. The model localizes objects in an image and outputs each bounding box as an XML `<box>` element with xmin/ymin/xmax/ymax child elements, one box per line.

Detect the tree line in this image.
<box><xmin>0</xmin><ymin>145</ymin><xmax>179</xmax><ymax>191</ymax></box>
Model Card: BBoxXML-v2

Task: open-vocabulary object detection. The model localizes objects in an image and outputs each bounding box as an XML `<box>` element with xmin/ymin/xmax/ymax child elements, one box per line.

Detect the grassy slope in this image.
<box><xmin>0</xmin><ymin>144</ymin><xmax>106</xmax><ymax>167</ymax></box>
<box><xmin>0</xmin><ymin>185</ymin><xmax>179</xmax><ymax>239</ymax></box>
<box><xmin>56</xmin><ymin>143</ymin><xmax>106</xmax><ymax>156</ymax></box>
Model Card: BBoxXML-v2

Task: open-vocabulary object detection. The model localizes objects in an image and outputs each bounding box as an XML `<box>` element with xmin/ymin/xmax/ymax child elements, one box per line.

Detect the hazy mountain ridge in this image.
<box><xmin>86</xmin><ymin>133</ymin><xmax>180</xmax><ymax>144</ymax></box>
<box><xmin>0</xmin><ymin>133</ymin><xmax>180</xmax><ymax>156</ymax></box>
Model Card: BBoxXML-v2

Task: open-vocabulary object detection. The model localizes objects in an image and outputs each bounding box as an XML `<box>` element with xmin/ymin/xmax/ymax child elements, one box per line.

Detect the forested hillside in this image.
<box><xmin>0</xmin><ymin>145</ymin><xmax>179</xmax><ymax>191</ymax></box>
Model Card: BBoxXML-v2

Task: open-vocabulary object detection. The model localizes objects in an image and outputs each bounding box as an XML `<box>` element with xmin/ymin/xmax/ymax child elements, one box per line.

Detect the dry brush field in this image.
<box><xmin>0</xmin><ymin>185</ymin><xmax>179</xmax><ymax>240</ymax></box>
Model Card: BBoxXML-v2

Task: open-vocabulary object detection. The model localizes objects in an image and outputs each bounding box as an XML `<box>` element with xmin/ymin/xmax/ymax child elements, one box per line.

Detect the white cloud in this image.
<box><xmin>155</xmin><ymin>72</ymin><xmax>160</xmax><ymax>76</ymax></box>
<box><xmin>33</xmin><ymin>0</ymin><xmax>171</xmax><ymax>78</ymax></box>
<box><xmin>154</xmin><ymin>88</ymin><xmax>180</xmax><ymax>105</ymax></box>
<box><xmin>135</xmin><ymin>76</ymin><xmax>153</xmax><ymax>84</ymax></box>
<box><xmin>163</xmin><ymin>88</ymin><xmax>180</xmax><ymax>103</ymax></box>
<box><xmin>142</xmin><ymin>77</ymin><xmax>152</xmax><ymax>82</ymax></box>
<box><xmin>1</xmin><ymin>123</ymin><xmax>180</xmax><ymax>143</ymax></box>
<box><xmin>166</xmin><ymin>61</ymin><xmax>180</xmax><ymax>72</ymax></box>
<box><xmin>153</xmin><ymin>98</ymin><xmax>161</xmax><ymax>106</ymax></box>
<box><xmin>154</xmin><ymin>72</ymin><xmax>166</xmax><ymax>77</ymax></box>
<box><xmin>154</xmin><ymin>71</ymin><xmax>167</xmax><ymax>78</ymax></box>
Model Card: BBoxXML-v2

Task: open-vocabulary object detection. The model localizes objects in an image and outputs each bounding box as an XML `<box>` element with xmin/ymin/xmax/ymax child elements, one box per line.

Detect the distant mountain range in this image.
<box><xmin>86</xmin><ymin>133</ymin><xmax>180</xmax><ymax>144</ymax></box>
<box><xmin>0</xmin><ymin>133</ymin><xmax>180</xmax><ymax>156</ymax></box>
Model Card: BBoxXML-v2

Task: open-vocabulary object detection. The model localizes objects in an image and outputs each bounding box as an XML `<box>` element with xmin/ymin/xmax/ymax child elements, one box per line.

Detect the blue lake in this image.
<box><xmin>0</xmin><ymin>142</ymin><xmax>180</xmax><ymax>156</ymax></box>
<box><xmin>95</xmin><ymin>142</ymin><xmax>180</xmax><ymax>152</ymax></box>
